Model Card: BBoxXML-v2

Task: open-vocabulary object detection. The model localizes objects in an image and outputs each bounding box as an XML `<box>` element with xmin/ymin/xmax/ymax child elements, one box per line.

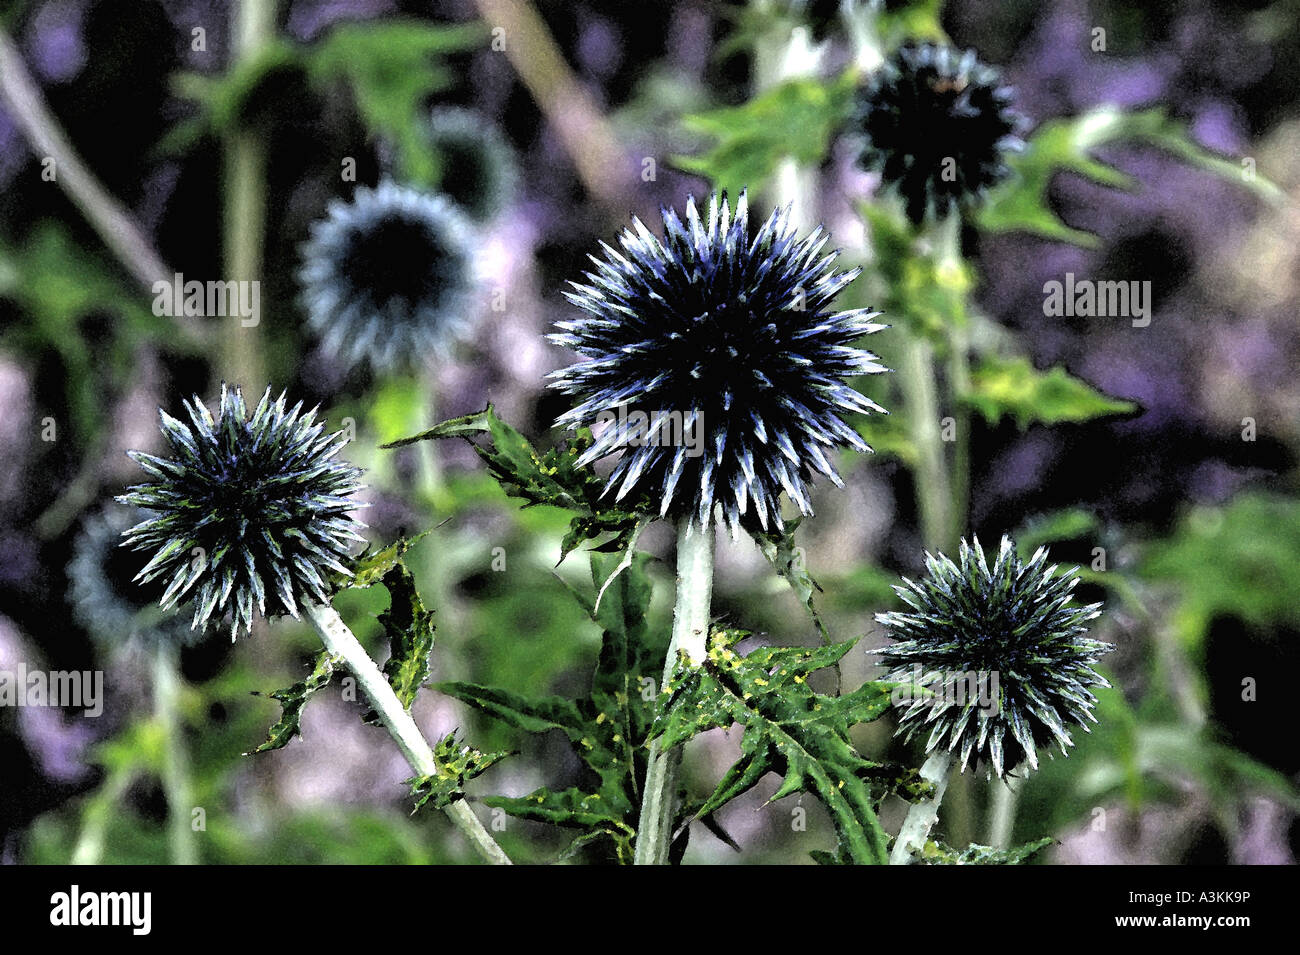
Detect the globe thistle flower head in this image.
<box><xmin>427</xmin><ymin>106</ymin><xmax>519</xmax><ymax>222</ymax></box>
<box><xmin>875</xmin><ymin>535</ymin><xmax>1110</xmax><ymax>779</ymax></box>
<box><xmin>118</xmin><ymin>386</ymin><xmax>368</xmax><ymax>638</ymax></box>
<box><xmin>68</xmin><ymin>503</ymin><xmax>199</xmax><ymax>650</ymax></box>
<box><xmin>298</xmin><ymin>180</ymin><xmax>477</xmax><ymax>371</ymax></box>
<box><xmin>549</xmin><ymin>191</ymin><xmax>889</xmax><ymax>532</ymax></box>
<box><xmin>856</xmin><ymin>43</ymin><xmax>1024</xmax><ymax>224</ymax></box>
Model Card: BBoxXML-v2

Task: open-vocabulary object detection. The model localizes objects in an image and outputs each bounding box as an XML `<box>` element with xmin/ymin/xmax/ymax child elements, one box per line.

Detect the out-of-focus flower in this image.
<box><xmin>855</xmin><ymin>43</ymin><xmax>1024</xmax><ymax>224</ymax></box>
<box><xmin>427</xmin><ymin>106</ymin><xmax>519</xmax><ymax>222</ymax></box>
<box><xmin>298</xmin><ymin>180</ymin><xmax>476</xmax><ymax>370</ymax></box>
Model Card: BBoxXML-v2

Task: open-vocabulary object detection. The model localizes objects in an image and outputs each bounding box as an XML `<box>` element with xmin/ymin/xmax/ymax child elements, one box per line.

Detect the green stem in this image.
<box><xmin>153</xmin><ymin>642</ymin><xmax>198</xmax><ymax>865</ymax></box>
<box><xmin>302</xmin><ymin>600</ymin><xmax>512</xmax><ymax>865</ymax></box>
<box><xmin>634</xmin><ymin>521</ymin><xmax>715</xmax><ymax>865</ymax></box>
<box><xmin>899</xmin><ymin>335</ymin><xmax>952</xmax><ymax>550</ymax></box>
<box><xmin>71</xmin><ymin>764</ymin><xmax>135</xmax><ymax>865</ymax></box>
<box><xmin>986</xmin><ymin>765</ymin><xmax>1027</xmax><ymax>849</ymax></box>
<box><xmin>219</xmin><ymin>0</ymin><xmax>273</xmax><ymax>389</ymax></box>
<box><xmin>890</xmin><ymin>748</ymin><xmax>953</xmax><ymax>864</ymax></box>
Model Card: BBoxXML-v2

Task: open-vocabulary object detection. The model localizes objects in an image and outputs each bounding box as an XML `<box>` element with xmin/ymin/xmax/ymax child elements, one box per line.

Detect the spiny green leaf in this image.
<box><xmin>384</xmin><ymin>405</ymin><xmax>653</xmax><ymax>557</ymax></box>
<box><xmin>978</xmin><ymin>106</ymin><xmax>1281</xmax><ymax>247</ymax></box>
<box><xmin>674</xmin><ymin>71</ymin><xmax>858</xmax><ymax>195</ymax></box>
<box><xmin>408</xmin><ymin>732</ymin><xmax>510</xmax><ymax>812</ymax></box>
<box><xmin>248</xmin><ymin>651</ymin><xmax>340</xmax><ymax>754</ymax></box>
<box><xmin>650</xmin><ymin>628</ymin><xmax>902</xmax><ymax>864</ymax></box>
<box><xmin>347</xmin><ymin>529</ymin><xmax>432</xmax><ymax>589</ymax></box>
<box><xmin>362</xmin><ymin>564</ymin><xmax>436</xmax><ymax>723</ymax></box>
<box><xmin>919</xmin><ymin>836</ymin><xmax>1054</xmax><ymax>865</ymax></box>
<box><xmin>965</xmin><ymin>354</ymin><xmax>1136</xmax><ymax>429</ymax></box>
<box><xmin>754</xmin><ymin>519</ymin><xmax>832</xmax><ymax>647</ymax></box>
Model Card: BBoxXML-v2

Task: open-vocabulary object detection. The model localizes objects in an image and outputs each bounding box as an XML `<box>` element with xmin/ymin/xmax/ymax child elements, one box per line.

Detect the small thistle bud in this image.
<box><xmin>298</xmin><ymin>180</ymin><xmax>477</xmax><ymax>370</ymax></box>
<box><xmin>855</xmin><ymin>43</ymin><xmax>1025</xmax><ymax>224</ymax></box>
<box><xmin>68</xmin><ymin>503</ymin><xmax>198</xmax><ymax>650</ymax></box>
<box><xmin>875</xmin><ymin>536</ymin><xmax>1111</xmax><ymax>779</ymax></box>
<box><xmin>426</xmin><ymin>106</ymin><xmax>519</xmax><ymax>222</ymax></box>
<box><xmin>548</xmin><ymin>191</ymin><xmax>889</xmax><ymax>532</ymax></box>
<box><xmin>118</xmin><ymin>386</ymin><xmax>367</xmax><ymax>638</ymax></box>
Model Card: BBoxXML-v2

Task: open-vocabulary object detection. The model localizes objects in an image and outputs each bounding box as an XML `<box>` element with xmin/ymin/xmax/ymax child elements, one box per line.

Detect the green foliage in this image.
<box><xmin>409</xmin><ymin>733</ymin><xmax>511</xmax><ymax>812</ymax></box>
<box><xmin>167</xmin><ymin>19</ymin><xmax>483</xmax><ymax>185</ymax></box>
<box><xmin>385</xmin><ymin>406</ymin><xmax>653</xmax><ymax>559</ymax></box>
<box><xmin>918</xmin><ymin>836</ymin><xmax>1054</xmax><ymax>865</ymax></box>
<box><xmin>965</xmin><ymin>354</ymin><xmax>1136</xmax><ymax>429</ymax></box>
<box><xmin>754</xmin><ymin>520</ymin><xmax>831</xmax><ymax>646</ymax></box>
<box><xmin>248</xmin><ymin>651</ymin><xmax>340</xmax><ymax>753</ymax></box>
<box><xmin>438</xmin><ymin>553</ymin><xmax>660</xmax><ymax>862</ymax></box>
<box><xmin>365</xmin><ymin>564</ymin><xmax>437</xmax><ymax>721</ymax></box>
<box><xmin>978</xmin><ymin>107</ymin><xmax>1282</xmax><ymax>247</ymax></box>
<box><xmin>650</xmin><ymin>628</ymin><xmax>901</xmax><ymax>864</ymax></box>
<box><xmin>673</xmin><ymin>71</ymin><xmax>858</xmax><ymax>196</ymax></box>
<box><xmin>1141</xmin><ymin>493</ymin><xmax>1300</xmax><ymax>640</ymax></box>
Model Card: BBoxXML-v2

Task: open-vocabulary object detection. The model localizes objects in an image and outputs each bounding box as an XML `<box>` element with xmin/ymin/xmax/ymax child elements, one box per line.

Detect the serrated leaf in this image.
<box><xmin>920</xmin><ymin>837</ymin><xmax>1054</xmax><ymax>865</ymax></box>
<box><xmin>674</xmin><ymin>71</ymin><xmax>858</xmax><ymax>195</ymax></box>
<box><xmin>248</xmin><ymin>651</ymin><xmax>340</xmax><ymax>754</ymax></box>
<box><xmin>348</xmin><ymin>529</ymin><xmax>431</xmax><ymax>589</ymax></box>
<box><xmin>437</xmin><ymin>553</ymin><xmax>660</xmax><ymax>862</ymax></box>
<box><xmin>754</xmin><ymin>519</ymin><xmax>832</xmax><ymax>647</ymax></box>
<box><xmin>978</xmin><ymin>106</ymin><xmax>1281</xmax><ymax>247</ymax></box>
<box><xmin>650</xmin><ymin>628</ymin><xmax>903</xmax><ymax>864</ymax></box>
<box><xmin>965</xmin><ymin>355</ymin><xmax>1136</xmax><ymax>429</ymax></box>
<box><xmin>385</xmin><ymin>405</ymin><xmax>653</xmax><ymax>557</ymax></box>
<box><xmin>361</xmin><ymin>564</ymin><xmax>436</xmax><ymax>724</ymax></box>
<box><xmin>408</xmin><ymin>732</ymin><xmax>510</xmax><ymax>812</ymax></box>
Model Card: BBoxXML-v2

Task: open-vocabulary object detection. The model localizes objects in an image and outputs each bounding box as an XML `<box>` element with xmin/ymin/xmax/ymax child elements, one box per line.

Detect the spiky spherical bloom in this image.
<box><xmin>427</xmin><ymin>106</ymin><xmax>519</xmax><ymax>222</ymax></box>
<box><xmin>68</xmin><ymin>504</ymin><xmax>199</xmax><ymax>650</ymax></box>
<box><xmin>855</xmin><ymin>43</ymin><xmax>1024</xmax><ymax>224</ymax></box>
<box><xmin>117</xmin><ymin>386</ymin><xmax>367</xmax><ymax>638</ymax></box>
<box><xmin>298</xmin><ymin>180</ymin><xmax>477</xmax><ymax>370</ymax></box>
<box><xmin>548</xmin><ymin>192</ymin><xmax>888</xmax><ymax>532</ymax></box>
<box><xmin>875</xmin><ymin>536</ymin><xmax>1111</xmax><ymax>779</ymax></box>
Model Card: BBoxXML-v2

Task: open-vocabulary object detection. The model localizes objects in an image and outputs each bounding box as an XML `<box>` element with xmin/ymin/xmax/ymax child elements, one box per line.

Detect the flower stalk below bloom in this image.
<box><xmin>302</xmin><ymin>600</ymin><xmax>512</xmax><ymax>865</ymax></box>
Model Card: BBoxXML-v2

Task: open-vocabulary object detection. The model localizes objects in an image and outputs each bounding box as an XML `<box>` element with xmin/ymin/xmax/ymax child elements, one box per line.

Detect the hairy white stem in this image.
<box><xmin>303</xmin><ymin>600</ymin><xmax>512</xmax><ymax>865</ymax></box>
<box><xmin>633</xmin><ymin>521</ymin><xmax>715</xmax><ymax>865</ymax></box>
<box><xmin>890</xmin><ymin>749</ymin><xmax>953</xmax><ymax>864</ymax></box>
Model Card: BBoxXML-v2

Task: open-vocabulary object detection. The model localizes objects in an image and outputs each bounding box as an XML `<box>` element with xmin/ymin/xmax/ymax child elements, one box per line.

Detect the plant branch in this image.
<box><xmin>634</xmin><ymin>520</ymin><xmax>714</xmax><ymax>865</ymax></box>
<box><xmin>302</xmin><ymin>600</ymin><xmax>512</xmax><ymax>865</ymax></box>
<box><xmin>153</xmin><ymin>642</ymin><xmax>198</xmax><ymax>865</ymax></box>
<box><xmin>986</xmin><ymin>764</ymin><xmax>1027</xmax><ymax>849</ymax></box>
<box><xmin>890</xmin><ymin>748</ymin><xmax>953</xmax><ymax>864</ymax></box>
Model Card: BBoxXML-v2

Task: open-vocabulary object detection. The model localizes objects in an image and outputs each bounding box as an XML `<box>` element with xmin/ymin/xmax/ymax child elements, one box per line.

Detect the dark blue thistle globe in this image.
<box><xmin>875</xmin><ymin>536</ymin><xmax>1112</xmax><ymax>779</ymax></box>
<box><xmin>427</xmin><ymin>106</ymin><xmax>519</xmax><ymax>222</ymax></box>
<box><xmin>68</xmin><ymin>503</ymin><xmax>199</xmax><ymax>650</ymax></box>
<box><xmin>118</xmin><ymin>386</ymin><xmax>367</xmax><ymax>638</ymax></box>
<box><xmin>298</xmin><ymin>180</ymin><xmax>477</xmax><ymax>370</ymax></box>
<box><xmin>855</xmin><ymin>43</ymin><xmax>1024</xmax><ymax>224</ymax></box>
<box><xmin>549</xmin><ymin>191</ymin><xmax>888</xmax><ymax>532</ymax></box>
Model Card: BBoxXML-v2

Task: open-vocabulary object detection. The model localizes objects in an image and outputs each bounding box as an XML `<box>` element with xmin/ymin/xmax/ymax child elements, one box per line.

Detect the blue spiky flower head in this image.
<box><xmin>856</xmin><ymin>44</ymin><xmax>1024</xmax><ymax>224</ymax></box>
<box><xmin>118</xmin><ymin>386</ymin><xmax>367</xmax><ymax>638</ymax></box>
<box><xmin>298</xmin><ymin>180</ymin><xmax>477</xmax><ymax>370</ymax></box>
<box><xmin>427</xmin><ymin>106</ymin><xmax>519</xmax><ymax>222</ymax></box>
<box><xmin>549</xmin><ymin>192</ymin><xmax>888</xmax><ymax>532</ymax></box>
<box><xmin>68</xmin><ymin>503</ymin><xmax>200</xmax><ymax>650</ymax></box>
<box><xmin>875</xmin><ymin>536</ymin><xmax>1111</xmax><ymax>779</ymax></box>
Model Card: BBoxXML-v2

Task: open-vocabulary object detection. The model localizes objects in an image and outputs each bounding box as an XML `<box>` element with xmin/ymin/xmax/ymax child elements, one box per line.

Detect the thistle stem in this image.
<box><xmin>302</xmin><ymin>600</ymin><xmax>512</xmax><ymax>865</ymax></box>
<box><xmin>71</xmin><ymin>764</ymin><xmax>134</xmax><ymax>865</ymax></box>
<box><xmin>890</xmin><ymin>749</ymin><xmax>953</xmax><ymax>864</ymax></box>
<box><xmin>987</xmin><ymin>765</ymin><xmax>1026</xmax><ymax>849</ymax></box>
<box><xmin>153</xmin><ymin>642</ymin><xmax>198</xmax><ymax>865</ymax></box>
<box><xmin>899</xmin><ymin>335</ymin><xmax>953</xmax><ymax>550</ymax></box>
<box><xmin>634</xmin><ymin>521</ymin><xmax>715</xmax><ymax>865</ymax></box>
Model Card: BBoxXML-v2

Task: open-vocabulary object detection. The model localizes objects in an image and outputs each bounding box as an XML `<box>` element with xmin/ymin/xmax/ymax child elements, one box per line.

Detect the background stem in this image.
<box><xmin>890</xmin><ymin>748</ymin><xmax>953</xmax><ymax>864</ymax></box>
<box><xmin>219</xmin><ymin>0</ymin><xmax>273</xmax><ymax>389</ymax></box>
<box><xmin>303</xmin><ymin>600</ymin><xmax>512</xmax><ymax>865</ymax></box>
<box><xmin>633</xmin><ymin>521</ymin><xmax>715</xmax><ymax>865</ymax></box>
<box><xmin>153</xmin><ymin>642</ymin><xmax>198</xmax><ymax>865</ymax></box>
<box><xmin>987</xmin><ymin>765</ymin><xmax>1027</xmax><ymax>849</ymax></box>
